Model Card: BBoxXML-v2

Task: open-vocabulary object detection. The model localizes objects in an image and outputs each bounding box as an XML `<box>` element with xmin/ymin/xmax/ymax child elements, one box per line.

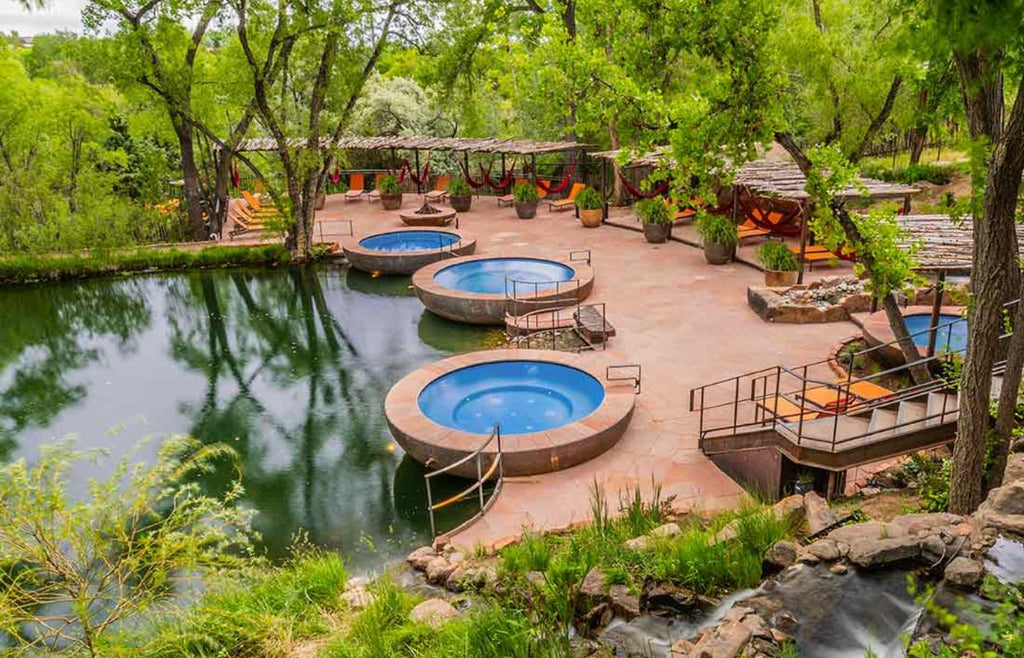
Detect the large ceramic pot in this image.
<box><xmin>315</xmin><ymin>193</ymin><xmax>326</xmax><ymax>210</ymax></box>
<box><xmin>515</xmin><ymin>201</ymin><xmax>538</xmax><ymax>219</ymax></box>
<box><xmin>643</xmin><ymin>222</ymin><xmax>671</xmax><ymax>243</ymax></box>
<box><xmin>381</xmin><ymin>193</ymin><xmax>403</xmax><ymax>210</ymax></box>
<box><xmin>579</xmin><ymin>208</ymin><xmax>603</xmax><ymax>228</ymax></box>
<box><xmin>703</xmin><ymin>242</ymin><xmax>734</xmax><ymax>265</ymax></box>
<box><xmin>450</xmin><ymin>195</ymin><xmax>472</xmax><ymax>213</ymax></box>
<box><xmin>764</xmin><ymin>269</ymin><xmax>798</xmax><ymax>287</ymax></box>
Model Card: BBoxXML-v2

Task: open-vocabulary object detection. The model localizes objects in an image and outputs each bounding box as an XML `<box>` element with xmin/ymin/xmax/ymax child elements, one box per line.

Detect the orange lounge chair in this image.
<box><xmin>344</xmin><ymin>174</ymin><xmax>365</xmax><ymax>201</ymax></box>
<box><xmin>670</xmin><ymin>201</ymin><xmax>696</xmax><ymax>224</ymax></box>
<box><xmin>498</xmin><ymin>178</ymin><xmax>528</xmax><ymax>207</ymax></box>
<box><xmin>737</xmin><ymin>220</ymin><xmax>771</xmax><ymax>242</ymax></box>
<box><xmin>425</xmin><ymin>176</ymin><xmax>450</xmax><ymax>203</ymax></box>
<box><xmin>757</xmin><ymin>396</ymin><xmax>821</xmax><ymax>423</ymax></box>
<box><xmin>229</xmin><ymin>202</ymin><xmax>268</xmax><ymax>236</ymax></box>
<box><xmin>790</xmin><ymin>244</ymin><xmax>855</xmax><ymax>268</ymax></box>
<box><xmin>548</xmin><ymin>183</ymin><xmax>585</xmax><ymax>212</ymax></box>
<box><xmin>241</xmin><ymin>190</ymin><xmax>281</xmax><ymax>216</ymax></box>
<box><xmin>366</xmin><ymin>173</ymin><xmax>388</xmax><ymax>202</ymax></box>
<box><xmin>797</xmin><ymin>380</ymin><xmax>895</xmax><ymax>413</ymax></box>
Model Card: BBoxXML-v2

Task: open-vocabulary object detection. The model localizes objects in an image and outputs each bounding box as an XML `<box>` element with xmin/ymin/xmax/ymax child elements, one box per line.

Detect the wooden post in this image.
<box><xmin>902</xmin><ymin>194</ymin><xmax>912</xmax><ymax>215</ymax></box>
<box><xmin>414</xmin><ymin>149</ymin><xmax>422</xmax><ymax>194</ymax></box>
<box><xmin>601</xmin><ymin>157</ymin><xmax>608</xmax><ymax>220</ymax></box>
<box><xmin>501</xmin><ymin>153</ymin><xmax>506</xmax><ymax>194</ymax></box>
<box><xmin>797</xmin><ymin>203</ymin><xmax>810</xmax><ymax>284</ymax></box>
<box><xmin>927</xmin><ymin>270</ymin><xmax>946</xmax><ymax>357</ymax></box>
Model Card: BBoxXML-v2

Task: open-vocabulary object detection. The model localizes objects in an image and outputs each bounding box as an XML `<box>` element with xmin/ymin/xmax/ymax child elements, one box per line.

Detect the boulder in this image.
<box><xmin>773</xmin><ymin>494</ymin><xmax>806</xmax><ymax>526</ymax></box>
<box><xmin>1006</xmin><ymin>452</ymin><xmax>1024</xmax><ymax>484</ymax></box>
<box><xmin>764</xmin><ymin>540</ymin><xmax>798</xmax><ymax>569</ymax></box>
<box><xmin>650</xmin><ymin>522</ymin><xmax>682</xmax><ymax>538</ymax></box>
<box><xmin>713</xmin><ymin>520</ymin><xmax>740</xmax><ymax>545</ymax></box>
<box><xmin>891</xmin><ymin>512</ymin><xmax>966</xmax><ymax>536</ymax></box>
<box><xmin>643</xmin><ymin>581</ymin><xmax>697</xmax><ymax>614</ymax></box>
<box><xmin>582</xmin><ymin>602</ymin><xmax>614</xmax><ymax>631</ymax></box>
<box><xmin>424</xmin><ymin>556</ymin><xmax>457</xmax><ymax>585</ymax></box>
<box><xmin>848</xmin><ymin>536</ymin><xmax>920</xmax><ymax>568</ymax></box>
<box><xmin>828</xmin><ymin>521</ymin><xmax>905</xmax><ymax>545</ymax></box>
<box><xmin>526</xmin><ymin>570</ymin><xmax>547</xmax><ymax>589</ymax></box>
<box><xmin>446</xmin><ymin>564</ymin><xmax>497</xmax><ymax>592</ymax></box>
<box><xmin>608</xmin><ymin>583</ymin><xmax>641</xmax><ymax>619</ymax></box>
<box><xmin>407</xmin><ymin>545</ymin><xmax>437</xmax><ymax>571</ymax></box>
<box><xmin>804</xmin><ymin>492</ymin><xmax>838</xmax><ymax>535</ymax></box>
<box><xmin>580</xmin><ymin>567</ymin><xmax>608</xmax><ymax>601</ymax></box>
<box><xmin>805</xmin><ymin>538</ymin><xmax>845</xmax><ymax>561</ymax></box>
<box><xmin>623</xmin><ymin>535</ymin><xmax>650</xmax><ymax>551</ymax></box>
<box><xmin>409</xmin><ymin>598</ymin><xmax>460</xmax><ymax>628</ymax></box>
<box><xmin>985</xmin><ymin>482</ymin><xmax>1024</xmax><ymax>516</ymax></box>
<box><xmin>689</xmin><ymin>620</ymin><xmax>753</xmax><ymax>658</ymax></box>
<box><xmin>340</xmin><ymin>587</ymin><xmax>374</xmax><ymax>609</ymax></box>
<box><xmin>943</xmin><ymin>557</ymin><xmax>984</xmax><ymax>589</ymax></box>
<box><xmin>829</xmin><ymin>563</ymin><xmax>849</xmax><ymax>575</ymax></box>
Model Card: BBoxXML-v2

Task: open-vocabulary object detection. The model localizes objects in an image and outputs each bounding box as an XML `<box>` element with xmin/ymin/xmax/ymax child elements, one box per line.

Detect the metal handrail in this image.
<box><xmin>569</xmin><ymin>249</ymin><xmax>592</xmax><ymax>266</ymax></box>
<box><xmin>424</xmin><ymin>424</ymin><xmax>504</xmax><ymax>538</ymax></box>
<box><xmin>607</xmin><ymin>364</ymin><xmax>642</xmax><ymax>394</ymax></box>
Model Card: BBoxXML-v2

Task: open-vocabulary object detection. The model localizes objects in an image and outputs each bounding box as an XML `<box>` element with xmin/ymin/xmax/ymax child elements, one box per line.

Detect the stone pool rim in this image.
<box><xmin>384</xmin><ymin>348</ymin><xmax>635</xmax><ymax>477</ymax></box>
<box><xmin>860</xmin><ymin>305</ymin><xmax>967</xmax><ymax>362</ymax></box>
<box><xmin>411</xmin><ymin>254</ymin><xmax>595</xmax><ymax>325</ymax></box>
<box><xmin>341</xmin><ymin>227</ymin><xmax>476</xmax><ymax>275</ymax></box>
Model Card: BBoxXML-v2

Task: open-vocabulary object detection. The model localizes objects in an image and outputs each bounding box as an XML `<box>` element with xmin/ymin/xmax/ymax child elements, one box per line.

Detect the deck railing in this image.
<box><xmin>689</xmin><ymin>303</ymin><xmax>1017</xmax><ymax>453</ymax></box>
<box><xmin>423</xmin><ymin>423</ymin><xmax>504</xmax><ymax>538</ymax></box>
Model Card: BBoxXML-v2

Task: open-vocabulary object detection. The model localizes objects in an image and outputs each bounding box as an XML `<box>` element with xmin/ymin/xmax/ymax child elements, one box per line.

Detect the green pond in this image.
<box><xmin>0</xmin><ymin>264</ymin><xmax>502</xmax><ymax>569</ymax></box>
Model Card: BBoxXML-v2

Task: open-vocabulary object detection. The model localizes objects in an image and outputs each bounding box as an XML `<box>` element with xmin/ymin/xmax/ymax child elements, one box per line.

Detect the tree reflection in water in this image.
<box><xmin>0</xmin><ymin>266</ymin><xmax>495</xmax><ymax>567</ymax></box>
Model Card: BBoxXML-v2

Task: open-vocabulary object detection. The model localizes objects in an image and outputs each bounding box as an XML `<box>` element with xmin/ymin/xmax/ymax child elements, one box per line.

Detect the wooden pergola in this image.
<box><xmin>233</xmin><ymin>135</ymin><xmax>584</xmax><ymax>193</ymax></box>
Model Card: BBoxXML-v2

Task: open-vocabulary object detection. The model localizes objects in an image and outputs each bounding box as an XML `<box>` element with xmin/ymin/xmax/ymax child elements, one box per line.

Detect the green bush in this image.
<box><xmin>575</xmin><ymin>187</ymin><xmax>603</xmax><ymax>210</ymax></box>
<box><xmin>697</xmin><ymin>213</ymin><xmax>739</xmax><ymax>247</ymax></box>
<box><xmin>756</xmin><ymin>242</ymin><xmax>799</xmax><ymax>271</ymax></box>
<box><xmin>446</xmin><ymin>177</ymin><xmax>472</xmax><ymax>196</ymax></box>
<box><xmin>379</xmin><ymin>174</ymin><xmax>402</xmax><ymax>194</ymax></box>
<box><xmin>513</xmin><ymin>182</ymin><xmax>539</xmax><ymax>203</ymax></box>
<box><xmin>859</xmin><ymin>162</ymin><xmax>962</xmax><ymax>186</ymax></box>
<box><xmin>635</xmin><ymin>198</ymin><xmax>673</xmax><ymax>225</ymax></box>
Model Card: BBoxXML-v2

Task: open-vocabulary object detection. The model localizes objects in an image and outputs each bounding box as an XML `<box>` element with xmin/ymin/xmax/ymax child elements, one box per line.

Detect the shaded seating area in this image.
<box><xmin>425</xmin><ymin>176</ymin><xmax>450</xmax><ymax>203</ymax></box>
<box><xmin>549</xmin><ymin>183</ymin><xmax>585</xmax><ymax>212</ymax></box>
<box><xmin>344</xmin><ymin>174</ymin><xmax>365</xmax><ymax>201</ymax></box>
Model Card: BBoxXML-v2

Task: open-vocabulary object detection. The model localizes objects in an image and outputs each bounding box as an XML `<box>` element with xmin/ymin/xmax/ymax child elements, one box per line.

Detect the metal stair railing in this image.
<box><xmin>423</xmin><ymin>424</ymin><xmax>504</xmax><ymax>538</ymax></box>
<box><xmin>506</xmin><ymin>301</ymin><xmax>610</xmax><ymax>352</ymax></box>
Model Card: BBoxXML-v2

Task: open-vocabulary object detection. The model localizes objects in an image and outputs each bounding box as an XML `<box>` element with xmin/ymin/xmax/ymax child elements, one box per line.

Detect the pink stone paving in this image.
<box><xmin>302</xmin><ymin>194</ymin><xmax>860</xmax><ymax>550</ymax></box>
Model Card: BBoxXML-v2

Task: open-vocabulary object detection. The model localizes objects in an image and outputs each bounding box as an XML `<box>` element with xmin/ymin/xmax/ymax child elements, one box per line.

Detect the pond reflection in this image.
<box><xmin>0</xmin><ymin>266</ymin><xmax>495</xmax><ymax>568</ymax></box>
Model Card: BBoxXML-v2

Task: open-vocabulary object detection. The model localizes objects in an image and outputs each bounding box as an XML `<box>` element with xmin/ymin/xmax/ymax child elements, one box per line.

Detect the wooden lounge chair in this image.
<box><xmin>737</xmin><ymin>220</ymin><xmax>771</xmax><ymax>242</ymax></box>
<box><xmin>498</xmin><ymin>178</ymin><xmax>528</xmax><ymax>207</ymax></box>
<box><xmin>344</xmin><ymin>174</ymin><xmax>365</xmax><ymax>201</ymax></box>
<box><xmin>229</xmin><ymin>202</ymin><xmax>267</xmax><ymax>237</ymax></box>
<box><xmin>548</xmin><ymin>183</ymin><xmax>585</xmax><ymax>212</ymax></box>
<box><xmin>673</xmin><ymin>207</ymin><xmax>696</xmax><ymax>224</ymax></box>
<box><xmin>241</xmin><ymin>190</ymin><xmax>281</xmax><ymax>217</ymax></box>
<box><xmin>756</xmin><ymin>396</ymin><xmax>821</xmax><ymax>423</ymax></box>
<box><xmin>789</xmin><ymin>244</ymin><xmax>855</xmax><ymax>269</ymax></box>
<box><xmin>425</xmin><ymin>176</ymin><xmax>450</xmax><ymax>203</ymax></box>
<box><xmin>797</xmin><ymin>380</ymin><xmax>895</xmax><ymax>413</ymax></box>
<box><xmin>366</xmin><ymin>173</ymin><xmax>388</xmax><ymax>202</ymax></box>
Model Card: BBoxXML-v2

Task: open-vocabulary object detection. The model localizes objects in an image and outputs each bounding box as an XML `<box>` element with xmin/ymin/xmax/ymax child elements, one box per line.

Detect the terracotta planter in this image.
<box><xmin>764</xmin><ymin>269</ymin><xmax>798</xmax><ymax>287</ymax></box>
<box><xmin>515</xmin><ymin>201</ymin><xmax>538</xmax><ymax>219</ymax></box>
<box><xmin>450</xmin><ymin>195</ymin><xmax>472</xmax><ymax>213</ymax></box>
<box><xmin>579</xmin><ymin>208</ymin><xmax>603</xmax><ymax>228</ymax></box>
<box><xmin>315</xmin><ymin>193</ymin><xmax>326</xmax><ymax>210</ymax></box>
<box><xmin>642</xmin><ymin>222</ymin><xmax>671</xmax><ymax>243</ymax></box>
<box><xmin>703</xmin><ymin>242</ymin><xmax>734</xmax><ymax>265</ymax></box>
<box><xmin>381</xmin><ymin>193</ymin><xmax>403</xmax><ymax>210</ymax></box>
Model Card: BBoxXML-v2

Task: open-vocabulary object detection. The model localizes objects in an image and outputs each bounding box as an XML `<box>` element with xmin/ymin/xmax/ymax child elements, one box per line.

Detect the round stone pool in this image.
<box><xmin>904</xmin><ymin>313</ymin><xmax>967</xmax><ymax>353</ymax></box>
<box><xmin>412</xmin><ymin>255</ymin><xmax>594</xmax><ymax>325</ymax></box>
<box><xmin>341</xmin><ymin>228</ymin><xmax>475</xmax><ymax>275</ymax></box>
<box><xmin>385</xmin><ymin>349</ymin><xmax>634</xmax><ymax>476</ymax></box>
<box><xmin>418</xmin><ymin>360</ymin><xmax>605</xmax><ymax>435</ymax></box>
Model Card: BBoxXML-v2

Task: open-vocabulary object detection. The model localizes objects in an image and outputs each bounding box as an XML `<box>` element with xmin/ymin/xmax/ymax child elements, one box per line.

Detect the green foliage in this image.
<box><xmin>900</xmin><ymin>454</ymin><xmax>951</xmax><ymax>512</ymax></box>
<box><xmin>859</xmin><ymin>162</ymin><xmax>963</xmax><ymax>186</ymax></box>
<box><xmin>909</xmin><ymin>578</ymin><xmax>1024</xmax><ymax>657</ymax></box>
<box><xmin>696</xmin><ymin>213</ymin><xmax>739</xmax><ymax>246</ymax></box>
<box><xmin>513</xmin><ymin>182</ymin><xmax>539</xmax><ymax>204</ymax></box>
<box><xmin>635</xmin><ymin>198</ymin><xmax>673</xmax><ymax>225</ymax></box>
<box><xmin>446</xmin><ymin>177</ymin><xmax>472</xmax><ymax>196</ymax></box>
<box><xmin>756</xmin><ymin>242</ymin><xmax>799</xmax><ymax>272</ymax></box>
<box><xmin>378</xmin><ymin>174</ymin><xmax>403</xmax><ymax>195</ymax></box>
<box><xmin>0</xmin><ymin>244</ymin><xmax>294</xmax><ymax>284</ymax></box>
<box><xmin>575</xmin><ymin>187</ymin><xmax>602</xmax><ymax>211</ymax></box>
<box><xmin>133</xmin><ymin>550</ymin><xmax>348</xmax><ymax>657</ymax></box>
<box><xmin>0</xmin><ymin>436</ymin><xmax>257</xmax><ymax>655</ymax></box>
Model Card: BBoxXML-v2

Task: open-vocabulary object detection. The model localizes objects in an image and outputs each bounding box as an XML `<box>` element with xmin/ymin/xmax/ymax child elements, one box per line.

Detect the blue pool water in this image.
<box><xmin>359</xmin><ymin>230</ymin><xmax>460</xmax><ymax>252</ymax></box>
<box><xmin>433</xmin><ymin>258</ymin><xmax>575</xmax><ymax>294</ymax></box>
<box><xmin>904</xmin><ymin>313</ymin><xmax>968</xmax><ymax>352</ymax></box>
<box><xmin>418</xmin><ymin>360</ymin><xmax>605</xmax><ymax>435</ymax></box>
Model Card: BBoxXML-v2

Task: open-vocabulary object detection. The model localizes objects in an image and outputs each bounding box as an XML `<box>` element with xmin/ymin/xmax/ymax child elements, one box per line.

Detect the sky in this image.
<box><xmin>0</xmin><ymin>0</ymin><xmax>86</xmax><ymax>36</ymax></box>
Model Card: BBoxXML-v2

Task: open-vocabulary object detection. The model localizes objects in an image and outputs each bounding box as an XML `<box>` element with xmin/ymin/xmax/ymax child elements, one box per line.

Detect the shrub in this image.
<box><xmin>697</xmin><ymin>213</ymin><xmax>739</xmax><ymax>247</ymax></box>
<box><xmin>513</xmin><ymin>182</ymin><xmax>539</xmax><ymax>203</ymax></box>
<box><xmin>635</xmin><ymin>198</ymin><xmax>674</xmax><ymax>225</ymax></box>
<box><xmin>446</xmin><ymin>177</ymin><xmax>472</xmax><ymax>196</ymax></box>
<box><xmin>575</xmin><ymin>187</ymin><xmax>603</xmax><ymax>211</ymax></box>
<box><xmin>756</xmin><ymin>241</ymin><xmax>799</xmax><ymax>272</ymax></box>
<box><xmin>379</xmin><ymin>174</ymin><xmax>402</xmax><ymax>195</ymax></box>
<box><xmin>859</xmin><ymin>162</ymin><xmax>964</xmax><ymax>186</ymax></box>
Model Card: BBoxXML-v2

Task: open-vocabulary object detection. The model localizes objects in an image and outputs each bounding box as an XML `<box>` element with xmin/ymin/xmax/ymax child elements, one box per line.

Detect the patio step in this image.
<box><xmin>896</xmin><ymin>399</ymin><xmax>929</xmax><ymax>434</ymax></box>
<box><xmin>926</xmin><ymin>392</ymin><xmax>959</xmax><ymax>426</ymax></box>
<box><xmin>867</xmin><ymin>408</ymin><xmax>898</xmax><ymax>439</ymax></box>
<box><xmin>780</xmin><ymin>415</ymin><xmax>870</xmax><ymax>452</ymax></box>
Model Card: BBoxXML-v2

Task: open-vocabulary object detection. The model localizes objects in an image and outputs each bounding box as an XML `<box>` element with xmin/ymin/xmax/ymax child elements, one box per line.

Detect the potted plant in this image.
<box><xmin>756</xmin><ymin>241</ymin><xmax>799</xmax><ymax>287</ymax></box>
<box><xmin>697</xmin><ymin>213</ymin><xmax>738</xmax><ymax>264</ymax></box>
<box><xmin>635</xmin><ymin>198</ymin><xmax>673</xmax><ymax>243</ymax></box>
<box><xmin>575</xmin><ymin>187</ymin><xmax>604</xmax><ymax>228</ymax></box>
<box><xmin>513</xmin><ymin>182</ymin><xmax>539</xmax><ymax>219</ymax></box>
<box><xmin>447</xmin><ymin>178</ymin><xmax>473</xmax><ymax>212</ymax></box>
<box><xmin>379</xmin><ymin>174</ymin><xmax>403</xmax><ymax>210</ymax></box>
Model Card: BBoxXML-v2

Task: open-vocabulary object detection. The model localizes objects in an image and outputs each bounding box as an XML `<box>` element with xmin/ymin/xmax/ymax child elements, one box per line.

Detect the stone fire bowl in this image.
<box><xmin>400</xmin><ymin>207</ymin><xmax>457</xmax><ymax>227</ymax></box>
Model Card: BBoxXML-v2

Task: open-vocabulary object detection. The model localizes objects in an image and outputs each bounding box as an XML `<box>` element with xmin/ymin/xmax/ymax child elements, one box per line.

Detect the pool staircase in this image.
<box><xmin>424</xmin><ymin>423</ymin><xmax>504</xmax><ymax>538</ymax></box>
<box><xmin>689</xmin><ymin>308</ymin><xmax>1020</xmax><ymax>494</ymax></box>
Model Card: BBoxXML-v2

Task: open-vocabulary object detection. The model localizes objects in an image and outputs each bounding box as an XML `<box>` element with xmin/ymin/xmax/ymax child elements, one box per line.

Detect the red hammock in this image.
<box><xmin>457</xmin><ymin>159</ymin><xmax>488</xmax><ymax>188</ymax></box>
<box><xmin>617</xmin><ymin>170</ymin><xmax>669</xmax><ymax>199</ymax></box>
<box><xmin>738</xmin><ymin>192</ymin><xmax>803</xmax><ymax>237</ymax></box>
<box><xmin>230</xmin><ymin>161</ymin><xmax>239</xmax><ymax>188</ymax></box>
<box><xmin>483</xmin><ymin>158</ymin><xmax>518</xmax><ymax>190</ymax></box>
<box><xmin>387</xmin><ymin>164</ymin><xmax>407</xmax><ymax>184</ymax></box>
<box><xmin>329</xmin><ymin>163</ymin><xmax>341</xmax><ymax>186</ymax></box>
<box><xmin>535</xmin><ymin>160</ymin><xmax>577</xmax><ymax>194</ymax></box>
<box><xmin>400</xmin><ymin>159</ymin><xmax>431</xmax><ymax>186</ymax></box>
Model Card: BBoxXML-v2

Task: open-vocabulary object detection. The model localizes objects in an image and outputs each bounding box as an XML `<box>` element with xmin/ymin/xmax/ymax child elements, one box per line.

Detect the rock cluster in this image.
<box><xmin>975</xmin><ymin>455</ymin><xmax>1024</xmax><ymax>536</ymax></box>
<box><xmin>669</xmin><ymin>605</ymin><xmax>784</xmax><ymax>658</ymax></box>
<box><xmin>405</xmin><ymin>544</ymin><xmax>498</xmax><ymax>592</ymax></box>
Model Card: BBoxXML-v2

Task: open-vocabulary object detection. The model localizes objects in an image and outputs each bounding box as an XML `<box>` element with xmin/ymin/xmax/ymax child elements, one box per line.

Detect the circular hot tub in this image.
<box><xmin>860</xmin><ymin>305</ymin><xmax>967</xmax><ymax>362</ymax></box>
<box><xmin>341</xmin><ymin>228</ymin><xmax>476</xmax><ymax>275</ymax></box>
<box><xmin>385</xmin><ymin>349</ymin><xmax>635</xmax><ymax>476</ymax></box>
<box><xmin>412</xmin><ymin>255</ymin><xmax>594</xmax><ymax>325</ymax></box>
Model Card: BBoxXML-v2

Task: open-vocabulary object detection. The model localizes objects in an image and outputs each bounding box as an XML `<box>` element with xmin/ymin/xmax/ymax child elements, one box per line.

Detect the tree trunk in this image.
<box><xmin>989</xmin><ymin>278</ymin><xmax>1024</xmax><ymax>490</ymax></box>
<box><xmin>173</xmin><ymin>116</ymin><xmax>207</xmax><ymax>241</ymax></box>
<box><xmin>212</xmin><ymin>148</ymin><xmax>232</xmax><ymax>239</ymax></box>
